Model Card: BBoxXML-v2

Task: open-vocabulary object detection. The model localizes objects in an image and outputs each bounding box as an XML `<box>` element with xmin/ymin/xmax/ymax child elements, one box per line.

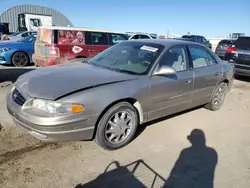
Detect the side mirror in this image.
<box><xmin>153</xmin><ymin>66</ymin><xmax>176</xmax><ymax>76</ymax></box>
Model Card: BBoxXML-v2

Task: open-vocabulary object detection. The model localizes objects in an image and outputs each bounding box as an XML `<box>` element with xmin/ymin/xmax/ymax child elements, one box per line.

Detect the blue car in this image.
<box><xmin>0</xmin><ymin>34</ymin><xmax>36</xmax><ymax>67</ymax></box>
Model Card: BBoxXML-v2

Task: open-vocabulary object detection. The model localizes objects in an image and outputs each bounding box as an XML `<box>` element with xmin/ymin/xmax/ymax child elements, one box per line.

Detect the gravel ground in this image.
<box><xmin>0</xmin><ymin>76</ymin><xmax>250</xmax><ymax>188</ymax></box>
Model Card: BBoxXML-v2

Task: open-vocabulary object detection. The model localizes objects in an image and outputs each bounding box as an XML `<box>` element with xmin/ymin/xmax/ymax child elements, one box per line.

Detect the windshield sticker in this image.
<box><xmin>140</xmin><ymin>45</ymin><xmax>158</xmax><ymax>52</ymax></box>
<box><xmin>72</xmin><ymin>46</ymin><xmax>83</xmax><ymax>53</ymax></box>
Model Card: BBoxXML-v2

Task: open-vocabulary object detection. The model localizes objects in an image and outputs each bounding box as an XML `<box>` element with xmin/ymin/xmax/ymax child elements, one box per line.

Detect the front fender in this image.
<box><xmin>58</xmin><ymin>78</ymin><xmax>150</xmax><ymax>119</ymax></box>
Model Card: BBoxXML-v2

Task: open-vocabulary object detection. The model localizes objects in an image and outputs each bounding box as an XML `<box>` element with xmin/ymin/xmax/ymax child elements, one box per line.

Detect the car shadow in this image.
<box><xmin>75</xmin><ymin>129</ymin><xmax>218</xmax><ymax>188</ymax></box>
<box><xmin>134</xmin><ymin>106</ymin><xmax>203</xmax><ymax>141</ymax></box>
<box><xmin>235</xmin><ymin>75</ymin><xmax>250</xmax><ymax>82</ymax></box>
<box><xmin>0</xmin><ymin>66</ymin><xmax>35</xmax><ymax>83</ymax></box>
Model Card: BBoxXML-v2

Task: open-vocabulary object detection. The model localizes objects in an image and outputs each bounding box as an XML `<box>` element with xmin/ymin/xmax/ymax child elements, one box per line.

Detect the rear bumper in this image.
<box><xmin>33</xmin><ymin>54</ymin><xmax>68</xmax><ymax>67</ymax></box>
<box><xmin>232</xmin><ymin>63</ymin><xmax>250</xmax><ymax>77</ymax></box>
<box><xmin>215</xmin><ymin>50</ymin><xmax>226</xmax><ymax>59</ymax></box>
<box><xmin>235</xmin><ymin>68</ymin><xmax>250</xmax><ymax>76</ymax></box>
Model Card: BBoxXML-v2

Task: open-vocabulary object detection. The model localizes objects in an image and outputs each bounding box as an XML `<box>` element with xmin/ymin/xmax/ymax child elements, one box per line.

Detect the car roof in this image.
<box><xmin>39</xmin><ymin>26</ymin><xmax>121</xmax><ymax>34</ymax></box>
<box><xmin>122</xmin><ymin>38</ymin><xmax>203</xmax><ymax>47</ymax></box>
<box><xmin>183</xmin><ymin>34</ymin><xmax>203</xmax><ymax>37</ymax></box>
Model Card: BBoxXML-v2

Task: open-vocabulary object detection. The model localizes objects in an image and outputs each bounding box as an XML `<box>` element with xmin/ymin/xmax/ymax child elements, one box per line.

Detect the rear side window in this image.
<box><xmin>130</xmin><ymin>35</ymin><xmax>140</xmax><ymax>40</ymax></box>
<box><xmin>57</xmin><ymin>30</ymin><xmax>85</xmax><ymax>45</ymax></box>
<box><xmin>219</xmin><ymin>40</ymin><xmax>234</xmax><ymax>45</ymax></box>
<box><xmin>182</xmin><ymin>35</ymin><xmax>195</xmax><ymax>40</ymax></box>
<box><xmin>111</xmin><ymin>33</ymin><xmax>127</xmax><ymax>45</ymax></box>
<box><xmin>234</xmin><ymin>37</ymin><xmax>250</xmax><ymax>49</ymax></box>
<box><xmin>188</xmin><ymin>46</ymin><xmax>217</xmax><ymax>68</ymax></box>
<box><xmin>139</xmin><ymin>35</ymin><xmax>151</xmax><ymax>39</ymax></box>
<box><xmin>202</xmin><ymin>37</ymin><xmax>208</xmax><ymax>43</ymax></box>
<box><xmin>85</xmin><ymin>32</ymin><xmax>109</xmax><ymax>45</ymax></box>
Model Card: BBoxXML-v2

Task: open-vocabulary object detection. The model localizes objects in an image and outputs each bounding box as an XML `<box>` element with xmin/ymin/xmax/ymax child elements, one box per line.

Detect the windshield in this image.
<box><xmin>219</xmin><ymin>40</ymin><xmax>235</xmax><ymax>45</ymax></box>
<box><xmin>88</xmin><ymin>41</ymin><xmax>164</xmax><ymax>75</ymax></box>
<box><xmin>182</xmin><ymin>35</ymin><xmax>195</xmax><ymax>39</ymax></box>
<box><xmin>234</xmin><ymin>37</ymin><xmax>250</xmax><ymax>49</ymax></box>
<box><xmin>18</xmin><ymin>34</ymin><xmax>37</xmax><ymax>43</ymax></box>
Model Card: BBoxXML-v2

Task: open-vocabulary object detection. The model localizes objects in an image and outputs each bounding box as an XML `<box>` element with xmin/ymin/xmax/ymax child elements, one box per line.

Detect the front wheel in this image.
<box><xmin>12</xmin><ymin>52</ymin><xmax>29</xmax><ymax>67</ymax></box>
<box><xmin>95</xmin><ymin>102</ymin><xmax>139</xmax><ymax>150</ymax></box>
<box><xmin>205</xmin><ymin>82</ymin><xmax>228</xmax><ymax>111</ymax></box>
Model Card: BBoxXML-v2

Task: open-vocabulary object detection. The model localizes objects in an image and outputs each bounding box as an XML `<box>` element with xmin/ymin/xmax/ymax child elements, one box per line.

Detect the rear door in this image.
<box><xmin>85</xmin><ymin>31</ymin><xmax>109</xmax><ymax>57</ymax></box>
<box><xmin>187</xmin><ymin>45</ymin><xmax>223</xmax><ymax>107</ymax></box>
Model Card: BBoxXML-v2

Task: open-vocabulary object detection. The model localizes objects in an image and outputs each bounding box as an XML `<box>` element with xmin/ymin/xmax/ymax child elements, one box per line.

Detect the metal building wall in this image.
<box><xmin>0</xmin><ymin>5</ymin><xmax>73</xmax><ymax>32</ymax></box>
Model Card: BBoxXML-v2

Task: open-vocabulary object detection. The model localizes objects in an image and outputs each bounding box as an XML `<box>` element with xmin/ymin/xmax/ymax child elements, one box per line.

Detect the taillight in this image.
<box><xmin>226</xmin><ymin>47</ymin><xmax>237</xmax><ymax>53</ymax></box>
<box><xmin>3</xmin><ymin>36</ymin><xmax>10</xmax><ymax>40</ymax></box>
<box><xmin>49</xmin><ymin>47</ymin><xmax>60</xmax><ymax>57</ymax></box>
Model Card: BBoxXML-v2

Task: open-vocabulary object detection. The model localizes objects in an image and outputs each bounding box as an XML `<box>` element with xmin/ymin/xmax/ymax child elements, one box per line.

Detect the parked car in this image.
<box><xmin>126</xmin><ymin>32</ymin><xmax>157</xmax><ymax>39</ymax></box>
<box><xmin>0</xmin><ymin>33</ymin><xmax>36</xmax><ymax>67</ymax></box>
<box><xmin>215</xmin><ymin>39</ymin><xmax>236</xmax><ymax>60</ymax></box>
<box><xmin>128</xmin><ymin>33</ymin><xmax>155</xmax><ymax>40</ymax></box>
<box><xmin>1</xmin><ymin>32</ymin><xmax>20</xmax><ymax>41</ymax></box>
<box><xmin>182</xmin><ymin>35</ymin><xmax>212</xmax><ymax>49</ymax></box>
<box><xmin>6</xmin><ymin>39</ymin><xmax>234</xmax><ymax>150</ymax></box>
<box><xmin>2</xmin><ymin>31</ymin><xmax>36</xmax><ymax>41</ymax></box>
<box><xmin>225</xmin><ymin>36</ymin><xmax>250</xmax><ymax>76</ymax></box>
<box><xmin>33</xmin><ymin>26</ymin><xmax>128</xmax><ymax>67</ymax></box>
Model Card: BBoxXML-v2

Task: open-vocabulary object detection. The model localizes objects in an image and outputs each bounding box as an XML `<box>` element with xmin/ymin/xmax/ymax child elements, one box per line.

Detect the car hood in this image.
<box><xmin>16</xmin><ymin>62</ymin><xmax>138</xmax><ymax>100</ymax></box>
<box><xmin>0</xmin><ymin>41</ymin><xmax>29</xmax><ymax>48</ymax></box>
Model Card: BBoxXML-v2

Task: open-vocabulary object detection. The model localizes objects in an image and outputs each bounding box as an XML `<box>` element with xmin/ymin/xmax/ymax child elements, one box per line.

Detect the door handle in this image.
<box><xmin>184</xmin><ymin>80</ymin><xmax>191</xmax><ymax>84</ymax></box>
<box><xmin>214</xmin><ymin>72</ymin><xmax>222</xmax><ymax>76</ymax></box>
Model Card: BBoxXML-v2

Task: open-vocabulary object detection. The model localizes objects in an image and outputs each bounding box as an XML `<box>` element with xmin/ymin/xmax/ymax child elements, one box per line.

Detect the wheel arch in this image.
<box><xmin>75</xmin><ymin>55</ymin><xmax>87</xmax><ymax>58</ymax></box>
<box><xmin>92</xmin><ymin>98</ymin><xmax>144</xmax><ymax>139</ymax></box>
<box><xmin>11</xmin><ymin>51</ymin><xmax>30</xmax><ymax>66</ymax></box>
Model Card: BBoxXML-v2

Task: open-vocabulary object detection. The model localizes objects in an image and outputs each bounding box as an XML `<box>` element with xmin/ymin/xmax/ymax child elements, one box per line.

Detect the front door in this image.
<box><xmin>187</xmin><ymin>45</ymin><xmax>223</xmax><ymax>107</ymax></box>
<box><xmin>148</xmin><ymin>45</ymin><xmax>194</xmax><ymax>121</ymax></box>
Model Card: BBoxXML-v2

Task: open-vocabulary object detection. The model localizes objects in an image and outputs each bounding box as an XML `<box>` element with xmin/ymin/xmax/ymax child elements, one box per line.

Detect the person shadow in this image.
<box><xmin>163</xmin><ymin>129</ymin><xmax>218</xmax><ymax>188</ymax></box>
<box><xmin>74</xmin><ymin>129</ymin><xmax>218</xmax><ymax>188</ymax></box>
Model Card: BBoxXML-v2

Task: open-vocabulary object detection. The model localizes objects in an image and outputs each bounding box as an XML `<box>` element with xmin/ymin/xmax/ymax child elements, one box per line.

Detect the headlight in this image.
<box><xmin>23</xmin><ymin>99</ymin><xmax>84</xmax><ymax>116</ymax></box>
<box><xmin>0</xmin><ymin>48</ymin><xmax>11</xmax><ymax>52</ymax></box>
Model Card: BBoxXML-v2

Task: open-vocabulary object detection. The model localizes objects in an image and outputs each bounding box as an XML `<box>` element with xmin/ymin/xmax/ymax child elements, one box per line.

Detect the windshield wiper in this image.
<box><xmin>119</xmin><ymin>69</ymin><xmax>138</xmax><ymax>75</ymax></box>
<box><xmin>81</xmin><ymin>59</ymin><xmax>88</xmax><ymax>64</ymax></box>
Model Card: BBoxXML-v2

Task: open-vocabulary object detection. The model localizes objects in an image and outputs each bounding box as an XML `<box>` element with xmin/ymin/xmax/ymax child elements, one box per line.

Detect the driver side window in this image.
<box><xmin>159</xmin><ymin>46</ymin><xmax>188</xmax><ymax>72</ymax></box>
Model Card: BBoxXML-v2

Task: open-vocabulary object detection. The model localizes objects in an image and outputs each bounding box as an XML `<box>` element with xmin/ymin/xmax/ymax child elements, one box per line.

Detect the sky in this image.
<box><xmin>1</xmin><ymin>0</ymin><xmax>249</xmax><ymax>37</ymax></box>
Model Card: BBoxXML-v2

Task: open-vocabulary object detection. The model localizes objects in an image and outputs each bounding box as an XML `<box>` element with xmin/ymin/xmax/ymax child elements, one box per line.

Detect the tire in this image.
<box><xmin>205</xmin><ymin>82</ymin><xmax>228</xmax><ymax>111</ymax></box>
<box><xmin>12</xmin><ymin>52</ymin><xmax>29</xmax><ymax>67</ymax></box>
<box><xmin>95</xmin><ymin>102</ymin><xmax>139</xmax><ymax>150</ymax></box>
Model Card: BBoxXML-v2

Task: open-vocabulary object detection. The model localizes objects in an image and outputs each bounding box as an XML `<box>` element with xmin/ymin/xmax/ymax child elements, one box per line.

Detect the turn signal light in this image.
<box><xmin>71</xmin><ymin>104</ymin><xmax>84</xmax><ymax>113</ymax></box>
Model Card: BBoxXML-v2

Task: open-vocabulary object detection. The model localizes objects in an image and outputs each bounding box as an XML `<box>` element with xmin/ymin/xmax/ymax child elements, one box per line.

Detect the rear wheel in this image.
<box><xmin>95</xmin><ymin>102</ymin><xmax>139</xmax><ymax>150</ymax></box>
<box><xmin>12</xmin><ymin>52</ymin><xmax>29</xmax><ymax>67</ymax></box>
<box><xmin>205</xmin><ymin>82</ymin><xmax>228</xmax><ymax>111</ymax></box>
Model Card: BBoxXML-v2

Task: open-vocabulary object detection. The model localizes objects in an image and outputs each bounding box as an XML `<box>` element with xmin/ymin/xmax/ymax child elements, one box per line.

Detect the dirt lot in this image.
<box><xmin>0</xmin><ymin>77</ymin><xmax>250</xmax><ymax>188</ymax></box>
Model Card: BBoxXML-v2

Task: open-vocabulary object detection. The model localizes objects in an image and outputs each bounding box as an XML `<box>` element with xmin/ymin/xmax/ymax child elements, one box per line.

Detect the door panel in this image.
<box><xmin>191</xmin><ymin>65</ymin><xmax>222</xmax><ymax>107</ymax></box>
<box><xmin>187</xmin><ymin>45</ymin><xmax>223</xmax><ymax>107</ymax></box>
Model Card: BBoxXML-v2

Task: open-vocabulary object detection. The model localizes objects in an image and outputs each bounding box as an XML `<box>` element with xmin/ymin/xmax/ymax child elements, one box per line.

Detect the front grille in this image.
<box><xmin>12</xmin><ymin>88</ymin><xmax>26</xmax><ymax>106</ymax></box>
